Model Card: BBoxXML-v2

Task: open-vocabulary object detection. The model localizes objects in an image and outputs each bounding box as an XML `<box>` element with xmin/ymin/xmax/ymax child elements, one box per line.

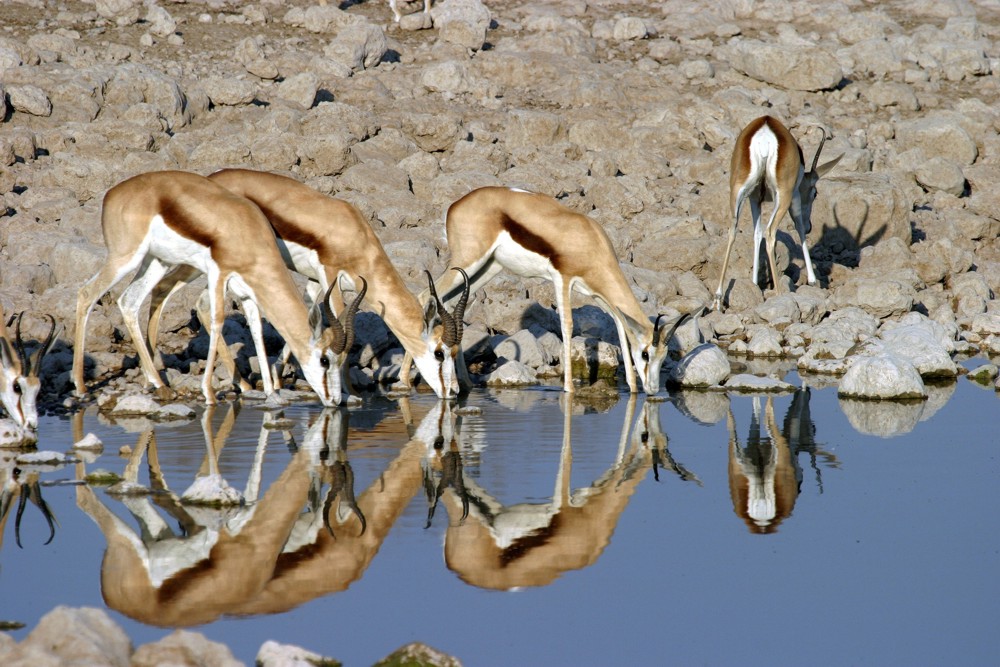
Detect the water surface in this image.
<box><xmin>1</xmin><ymin>377</ymin><xmax>997</xmax><ymax>666</ymax></box>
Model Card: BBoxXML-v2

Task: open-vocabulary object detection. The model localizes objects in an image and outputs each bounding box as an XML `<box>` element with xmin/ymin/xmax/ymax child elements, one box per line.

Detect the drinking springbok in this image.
<box><xmin>0</xmin><ymin>308</ymin><xmax>58</xmax><ymax>434</ymax></box>
<box><xmin>422</xmin><ymin>186</ymin><xmax>694</xmax><ymax>394</ymax></box>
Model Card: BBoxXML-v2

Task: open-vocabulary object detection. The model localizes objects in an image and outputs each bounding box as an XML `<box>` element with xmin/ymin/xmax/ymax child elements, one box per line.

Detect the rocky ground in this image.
<box><xmin>3</xmin><ymin>0</ymin><xmax>1000</xmax><ymax>407</ymax></box>
<box><xmin>3</xmin><ymin>0</ymin><xmax>1000</xmax><ymax>662</ymax></box>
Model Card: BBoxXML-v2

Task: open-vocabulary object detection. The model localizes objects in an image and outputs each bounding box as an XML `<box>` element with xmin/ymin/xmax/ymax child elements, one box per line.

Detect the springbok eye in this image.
<box><xmin>434</xmin><ymin>349</ymin><xmax>445</xmax><ymax>362</ymax></box>
<box><xmin>320</xmin><ymin>357</ymin><xmax>331</xmax><ymax>369</ymax></box>
<box><xmin>13</xmin><ymin>383</ymin><xmax>22</xmax><ymax>394</ymax></box>
<box><xmin>641</xmin><ymin>350</ymin><xmax>649</xmax><ymax>361</ymax></box>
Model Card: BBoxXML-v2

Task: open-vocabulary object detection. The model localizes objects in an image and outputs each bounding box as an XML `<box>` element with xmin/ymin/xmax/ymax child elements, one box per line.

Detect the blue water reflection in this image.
<box><xmin>1</xmin><ymin>379</ymin><xmax>997</xmax><ymax>666</ymax></box>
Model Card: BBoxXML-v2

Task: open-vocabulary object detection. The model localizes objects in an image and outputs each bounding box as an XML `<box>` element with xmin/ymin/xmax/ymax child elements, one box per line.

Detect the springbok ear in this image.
<box><xmin>815</xmin><ymin>153</ymin><xmax>843</xmax><ymax>177</ymax></box>
<box><xmin>619</xmin><ymin>311</ymin><xmax>646</xmax><ymax>339</ymax></box>
<box><xmin>0</xmin><ymin>337</ymin><xmax>18</xmax><ymax>371</ymax></box>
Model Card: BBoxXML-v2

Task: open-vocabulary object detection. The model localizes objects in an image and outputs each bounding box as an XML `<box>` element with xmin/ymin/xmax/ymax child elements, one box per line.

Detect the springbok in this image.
<box><xmin>0</xmin><ymin>308</ymin><xmax>58</xmax><ymax>434</ymax></box>
<box><xmin>197</xmin><ymin>168</ymin><xmax>469</xmax><ymax>398</ymax></box>
<box><xmin>420</xmin><ymin>186</ymin><xmax>694</xmax><ymax>394</ymax></box>
<box><xmin>713</xmin><ymin>115</ymin><xmax>842</xmax><ymax>311</ymax></box>
<box><xmin>432</xmin><ymin>397</ymin><xmax>699</xmax><ymax>590</ymax></box>
<box><xmin>71</xmin><ymin>170</ymin><xmax>363</xmax><ymax>406</ymax></box>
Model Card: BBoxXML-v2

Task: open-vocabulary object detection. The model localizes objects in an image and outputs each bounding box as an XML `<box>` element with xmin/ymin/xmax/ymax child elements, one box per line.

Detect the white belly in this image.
<box><xmin>493</xmin><ymin>231</ymin><xmax>555</xmax><ymax>280</ymax></box>
<box><xmin>147</xmin><ymin>215</ymin><xmax>216</xmax><ymax>274</ymax></box>
<box><xmin>278</xmin><ymin>239</ymin><xmax>324</xmax><ymax>283</ymax></box>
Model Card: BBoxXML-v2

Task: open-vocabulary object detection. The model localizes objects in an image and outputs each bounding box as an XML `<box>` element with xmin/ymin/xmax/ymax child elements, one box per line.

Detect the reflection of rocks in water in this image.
<box><xmin>921</xmin><ymin>381</ymin><xmax>955</xmax><ymax>422</ymax></box>
<box><xmin>672</xmin><ymin>389</ymin><xmax>730</xmax><ymax>425</ymax></box>
<box><xmin>570</xmin><ymin>380</ymin><xmax>620</xmax><ymax>414</ymax></box>
<box><xmin>489</xmin><ymin>387</ymin><xmax>549</xmax><ymax>412</ymax></box>
<box><xmin>797</xmin><ymin>372</ymin><xmax>840</xmax><ymax>391</ymax></box>
<box><xmin>838</xmin><ymin>397</ymin><xmax>924</xmax><ymax>437</ymax></box>
<box><xmin>740</xmin><ymin>358</ymin><xmax>798</xmax><ymax>379</ymax></box>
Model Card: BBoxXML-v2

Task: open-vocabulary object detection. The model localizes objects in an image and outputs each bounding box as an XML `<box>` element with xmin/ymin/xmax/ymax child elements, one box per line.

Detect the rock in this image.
<box><xmin>131</xmin><ymin>630</ymin><xmax>242</xmax><ymax>667</ymax></box>
<box><xmin>17</xmin><ymin>606</ymin><xmax>131</xmax><ymax>666</ymax></box>
<box><xmin>144</xmin><ymin>4</ymin><xmax>177</xmax><ymax>37</ymax></box>
<box><xmin>914</xmin><ymin>157</ymin><xmax>966</xmax><ymax>196</ymax></box>
<box><xmin>96</xmin><ymin>0</ymin><xmax>141</xmax><ymax>26</ymax></box>
<box><xmin>726</xmin><ymin>39</ymin><xmax>844</xmax><ymax>91</ymax></box>
<box><xmin>493</xmin><ymin>329</ymin><xmax>551</xmax><ymax>370</ymax></box>
<box><xmin>373</xmin><ymin>642</ymin><xmax>461</xmax><ymax>667</ymax></box>
<box><xmin>7</xmin><ymin>84</ymin><xmax>52</xmax><ymax>116</ymax></box>
<box><xmin>432</xmin><ymin>0</ymin><xmax>491</xmax><ymax>50</ymax></box>
<box><xmin>837</xmin><ymin>352</ymin><xmax>927</xmax><ymax>400</ymax></box>
<box><xmin>324</xmin><ymin>20</ymin><xmax>387</xmax><ymax>71</ymax></box>
<box><xmin>72</xmin><ymin>433</ymin><xmax>104</xmax><ymax>450</ymax></box>
<box><xmin>275</xmin><ymin>72</ymin><xmax>319</xmax><ymax>109</ymax></box>
<box><xmin>202</xmin><ymin>76</ymin><xmax>257</xmax><ymax>106</ymax></box>
<box><xmin>895</xmin><ymin>114</ymin><xmax>978</xmax><ymax>166</ymax></box>
<box><xmin>257</xmin><ymin>640</ymin><xmax>338</xmax><ymax>667</ymax></box>
<box><xmin>723</xmin><ymin>374</ymin><xmax>796</xmax><ymax>393</ymax></box>
<box><xmin>669</xmin><ymin>343</ymin><xmax>730</xmax><ymax>387</ymax></box>
<box><xmin>569</xmin><ymin>336</ymin><xmax>619</xmax><ymax>383</ymax></box>
<box><xmin>180</xmin><ymin>474</ymin><xmax>244</xmax><ymax>506</ymax></box>
<box><xmin>966</xmin><ymin>363</ymin><xmax>998</xmax><ymax>385</ymax></box>
<box><xmin>746</xmin><ymin>325</ymin><xmax>784</xmax><ymax>358</ymax></box>
<box><xmin>484</xmin><ymin>359</ymin><xmax>538</xmax><ymax>386</ymax></box>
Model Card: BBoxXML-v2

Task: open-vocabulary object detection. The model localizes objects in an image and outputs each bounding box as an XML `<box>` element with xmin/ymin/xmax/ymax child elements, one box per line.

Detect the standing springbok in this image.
<box><xmin>713</xmin><ymin>115</ymin><xmax>842</xmax><ymax>311</ymax></box>
<box><xmin>424</xmin><ymin>186</ymin><xmax>694</xmax><ymax>394</ymax></box>
<box><xmin>72</xmin><ymin>170</ymin><xmax>362</xmax><ymax>406</ymax></box>
<box><xmin>0</xmin><ymin>308</ymin><xmax>58</xmax><ymax>434</ymax></box>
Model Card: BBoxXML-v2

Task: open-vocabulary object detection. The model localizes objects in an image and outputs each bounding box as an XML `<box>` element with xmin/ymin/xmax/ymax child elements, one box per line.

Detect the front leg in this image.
<box><xmin>554</xmin><ymin>278</ymin><xmax>575</xmax><ymax>393</ymax></box>
<box><xmin>201</xmin><ymin>277</ymin><xmax>226</xmax><ymax>405</ymax></box>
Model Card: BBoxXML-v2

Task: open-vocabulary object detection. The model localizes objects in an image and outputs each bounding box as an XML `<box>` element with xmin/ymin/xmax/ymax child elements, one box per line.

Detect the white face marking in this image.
<box><xmin>301</xmin><ymin>347</ymin><xmax>344</xmax><ymax>407</ymax></box>
<box><xmin>412</xmin><ymin>343</ymin><xmax>458</xmax><ymax>399</ymax></box>
<box><xmin>631</xmin><ymin>342</ymin><xmax>669</xmax><ymax>394</ymax></box>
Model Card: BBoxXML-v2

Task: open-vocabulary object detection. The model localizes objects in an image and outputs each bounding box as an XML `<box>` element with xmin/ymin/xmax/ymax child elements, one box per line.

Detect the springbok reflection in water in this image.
<box><xmin>728</xmin><ymin>387</ymin><xmax>839</xmax><ymax>534</ymax></box>
<box><xmin>230</xmin><ymin>398</ymin><xmax>449</xmax><ymax>615</ymax></box>
<box><xmin>75</xmin><ymin>403</ymin><xmax>321</xmax><ymax>627</ymax></box>
<box><xmin>430</xmin><ymin>396</ymin><xmax>700</xmax><ymax>590</ymax></box>
<box><xmin>1</xmin><ymin>464</ymin><xmax>57</xmax><ymax>551</ymax></box>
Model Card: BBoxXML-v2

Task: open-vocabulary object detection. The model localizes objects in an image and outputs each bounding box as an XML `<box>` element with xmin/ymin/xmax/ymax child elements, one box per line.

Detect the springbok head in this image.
<box><xmin>793</xmin><ymin>124</ymin><xmax>844</xmax><ymax>236</ymax></box>
<box><xmin>0</xmin><ymin>310</ymin><xmax>59</xmax><ymax>431</ymax></box>
<box><xmin>417</xmin><ymin>268</ymin><xmax>470</xmax><ymax>399</ymax></box>
<box><xmin>304</xmin><ymin>277</ymin><xmax>367</xmax><ymax>406</ymax></box>
<box><xmin>629</xmin><ymin>310</ymin><xmax>695</xmax><ymax>395</ymax></box>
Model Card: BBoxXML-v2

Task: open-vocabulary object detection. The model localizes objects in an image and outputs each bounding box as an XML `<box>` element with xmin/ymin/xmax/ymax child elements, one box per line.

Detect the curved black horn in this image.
<box><xmin>427</xmin><ymin>270</ymin><xmax>457</xmax><ymax>346</ymax></box>
<box><xmin>338</xmin><ymin>277</ymin><xmax>367</xmax><ymax>355</ymax></box>
<box><xmin>651</xmin><ymin>313</ymin><xmax>667</xmax><ymax>347</ymax></box>
<box><xmin>321</xmin><ymin>282</ymin><xmax>347</xmax><ymax>354</ymax></box>
<box><xmin>810</xmin><ymin>126</ymin><xmax>829</xmax><ymax>173</ymax></box>
<box><xmin>28</xmin><ymin>315</ymin><xmax>57</xmax><ymax>377</ymax></box>
<box><xmin>450</xmin><ymin>267</ymin><xmax>471</xmax><ymax>345</ymax></box>
<box><xmin>322</xmin><ymin>461</ymin><xmax>367</xmax><ymax>538</ymax></box>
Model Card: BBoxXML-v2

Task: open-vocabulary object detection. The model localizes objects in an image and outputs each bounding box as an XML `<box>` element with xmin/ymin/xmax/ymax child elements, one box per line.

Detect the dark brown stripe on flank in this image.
<box><xmin>255</xmin><ymin>202</ymin><xmax>324</xmax><ymax>250</ymax></box>
<box><xmin>501</xmin><ymin>213</ymin><xmax>561</xmax><ymax>271</ymax></box>
<box><xmin>159</xmin><ymin>197</ymin><xmax>216</xmax><ymax>248</ymax></box>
